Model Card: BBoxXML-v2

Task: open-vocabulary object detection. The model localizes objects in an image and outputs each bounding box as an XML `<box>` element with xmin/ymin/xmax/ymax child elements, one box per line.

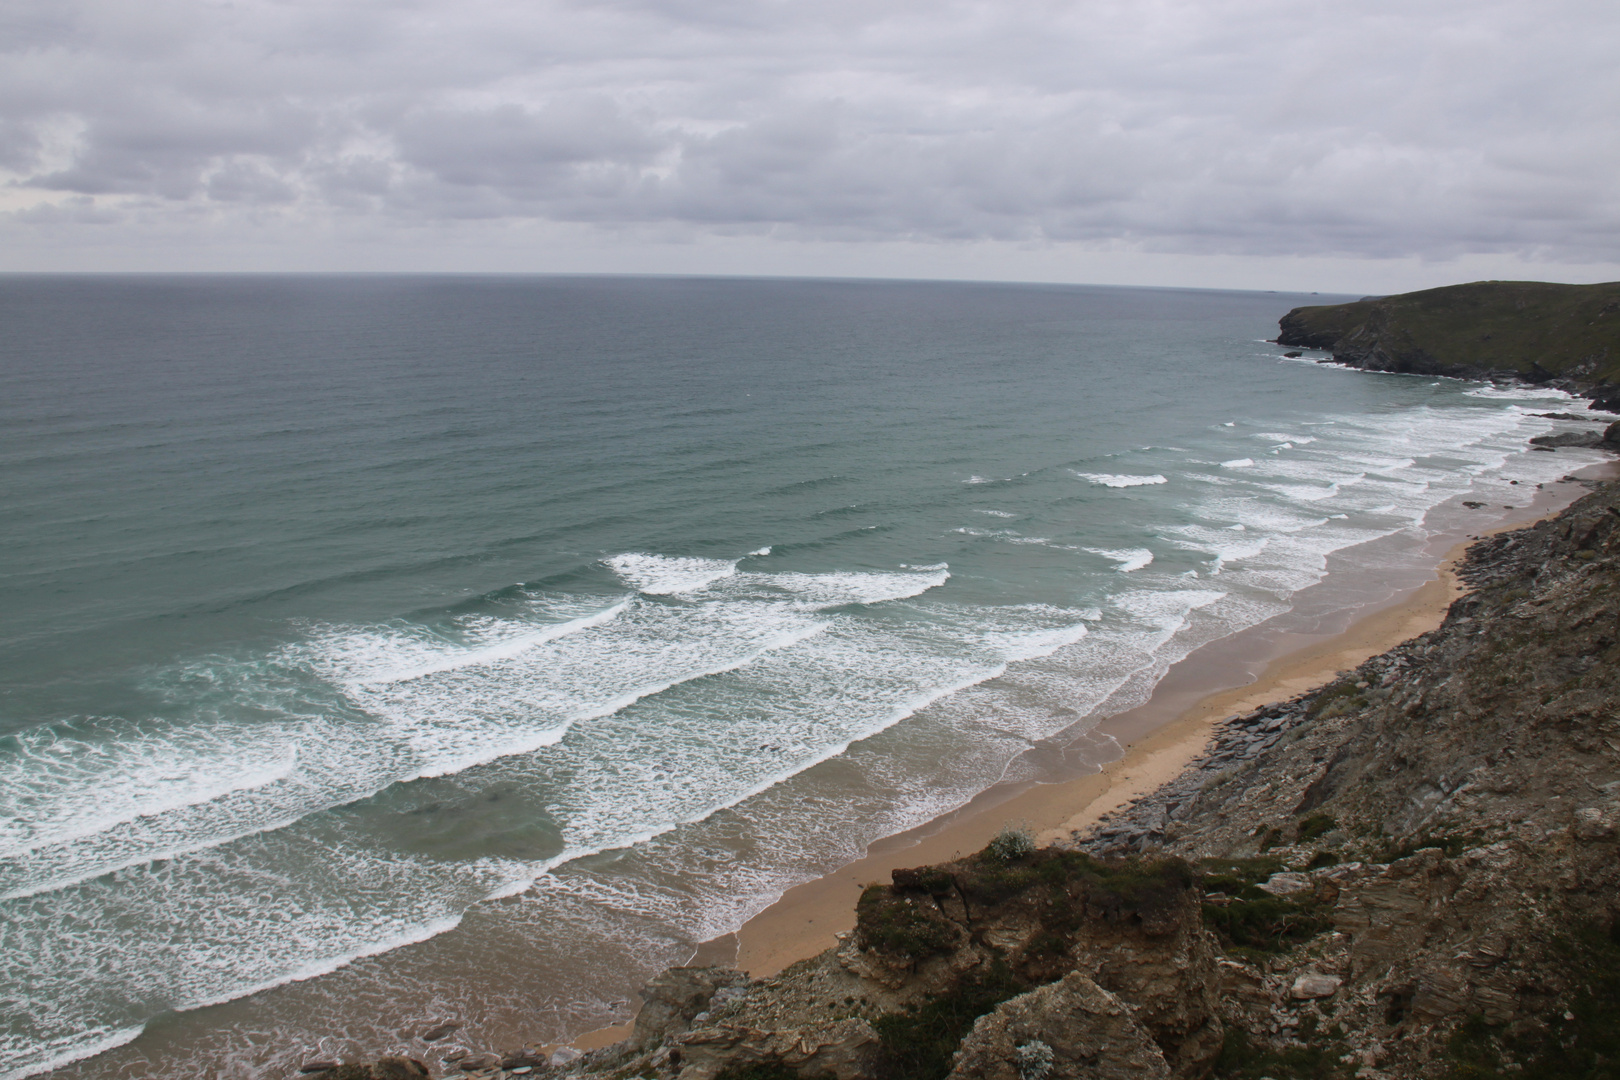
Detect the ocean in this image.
<box><xmin>0</xmin><ymin>275</ymin><xmax>1607</xmax><ymax>1080</ymax></box>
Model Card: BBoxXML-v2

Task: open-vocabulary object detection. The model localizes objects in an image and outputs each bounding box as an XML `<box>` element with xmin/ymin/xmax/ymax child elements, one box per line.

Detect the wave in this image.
<box><xmin>1073</xmin><ymin>472</ymin><xmax>1169</xmax><ymax>488</ymax></box>
<box><xmin>605</xmin><ymin>553</ymin><xmax>738</xmax><ymax>594</ymax></box>
<box><xmin>1085</xmin><ymin>547</ymin><xmax>1155</xmax><ymax>573</ymax></box>
<box><xmin>352</xmin><ymin>601</ymin><xmax>632</xmax><ymax>686</ymax></box>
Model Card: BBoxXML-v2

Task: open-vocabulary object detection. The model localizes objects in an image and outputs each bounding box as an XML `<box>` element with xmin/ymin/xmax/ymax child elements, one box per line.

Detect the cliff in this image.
<box><xmin>323</xmin><ymin>475</ymin><xmax>1620</xmax><ymax>1080</ymax></box>
<box><xmin>1276</xmin><ymin>281</ymin><xmax>1620</xmax><ymax>410</ymax></box>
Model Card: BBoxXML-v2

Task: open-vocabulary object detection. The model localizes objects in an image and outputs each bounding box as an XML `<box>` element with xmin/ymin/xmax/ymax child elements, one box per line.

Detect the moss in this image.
<box><xmin>1203</xmin><ymin>893</ymin><xmax>1332</xmax><ymax>954</ymax></box>
<box><xmin>891</xmin><ymin>868</ymin><xmax>955</xmax><ymax>895</ymax></box>
<box><xmin>1296</xmin><ymin>814</ymin><xmax>1338</xmax><ymax>844</ymax></box>
<box><xmin>1199</xmin><ymin>855</ymin><xmax>1286</xmax><ymax>887</ymax></box>
<box><xmin>1382</xmin><ymin>830</ymin><xmax>1479</xmax><ymax>861</ymax></box>
<box><xmin>872</xmin><ymin>964</ymin><xmax>1026</xmax><ymax>1080</ymax></box>
<box><xmin>1307</xmin><ymin>680</ymin><xmax>1362</xmax><ymax>719</ymax></box>
<box><xmin>1212</xmin><ymin>1027</ymin><xmax>1354</xmax><ymax>1079</ymax></box>
<box><xmin>856</xmin><ymin>885</ymin><xmax>959</xmax><ymax>958</ymax></box>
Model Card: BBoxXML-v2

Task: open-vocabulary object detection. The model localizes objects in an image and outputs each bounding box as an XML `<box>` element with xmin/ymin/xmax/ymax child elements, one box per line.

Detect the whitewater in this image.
<box><xmin>0</xmin><ymin>275</ymin><xmax>1610</xmax><ymax>1080</ymax></box>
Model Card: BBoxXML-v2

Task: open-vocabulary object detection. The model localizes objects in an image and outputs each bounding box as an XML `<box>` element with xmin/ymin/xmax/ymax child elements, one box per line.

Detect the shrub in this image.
<box><xmin>1013</xmin><ymin>1040</ymin><xmax>1054</xmax><ymax>1080</ymax></box>
<box><xmin>985</xmin><ymin>824</ymin><xmax>1037</xmax><ymax>862</ymax></box>
<box><xmin>1296</xmin><ymin>813</ymin><xmax>1338</xmax><ymax>844</ymax></box>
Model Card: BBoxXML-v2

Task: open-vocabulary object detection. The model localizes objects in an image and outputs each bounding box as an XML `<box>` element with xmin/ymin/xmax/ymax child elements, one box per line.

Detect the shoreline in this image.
<box><xmin>675</xmin><ymin>466</ymin><xmax>1616</xmax><ymax>994</ymax></box>
<box><xmin>564</xmin><ymin>465</ymin><xmax>1616</xmax><ymax>1052</ymax></box>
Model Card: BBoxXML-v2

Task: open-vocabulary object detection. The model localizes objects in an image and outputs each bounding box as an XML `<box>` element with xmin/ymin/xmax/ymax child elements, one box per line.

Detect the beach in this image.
<box><xmin>703</xmin><ymin>469</ymin><xmax>1616</xmax><ymax>986</ymax></box>
<box><xmin>16</xmin><ymin>276</ymin><xmax>1616</xmax><ymax>1080</ymax></box>
<box><xmin>560</xmin><ymin>467</ymin><xmax>1618</xmax><ymax>1055</ymax></box>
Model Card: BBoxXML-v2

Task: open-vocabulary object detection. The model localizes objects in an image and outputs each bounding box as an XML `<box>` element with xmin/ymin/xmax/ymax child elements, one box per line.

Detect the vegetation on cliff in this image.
<box><xmin>1276</xmin><ymin>281</ymin><xmax>1620</xmax><ymax>405</ymax></box>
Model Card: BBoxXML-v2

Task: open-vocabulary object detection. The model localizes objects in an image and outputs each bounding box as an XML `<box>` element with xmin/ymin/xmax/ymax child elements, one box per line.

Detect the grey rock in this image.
<box><xmin>633</xmin><ymin>966</ymin><xmax>751</xmax><ymax>1048</ymax></box>
<box><xmin>947</xmin><ymin>972</ymin><xmax>1171</xmax><ymax>1080</ymax></box>
<box><xmin>1290</xmin><ymin>973</ymin><xmax>1342</xmax><ymax>1000</ymax></box>
<box><xmin>1257</xmin><ymin>872</ymin><xmax>1314</xmax><ymax>897</ymax></box>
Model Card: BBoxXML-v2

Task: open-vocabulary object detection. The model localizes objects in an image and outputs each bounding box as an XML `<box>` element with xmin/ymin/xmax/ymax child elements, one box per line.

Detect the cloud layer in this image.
<box><xmin>4</xmin><ymin>0</ymin><xmax>1619</xmax><ymax>271</ymax></box>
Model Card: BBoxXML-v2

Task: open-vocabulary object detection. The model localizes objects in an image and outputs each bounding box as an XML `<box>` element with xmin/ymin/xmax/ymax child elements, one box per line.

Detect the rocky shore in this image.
<box><xmin>301</xmin><ymin>287</ymin><xmax>1620</xmax><ymax>1080</ymax></box>
<box><xmin>313</xmin><ymin>472</ymin><xmax>1620</xmax><ymax>1080</ymax></box>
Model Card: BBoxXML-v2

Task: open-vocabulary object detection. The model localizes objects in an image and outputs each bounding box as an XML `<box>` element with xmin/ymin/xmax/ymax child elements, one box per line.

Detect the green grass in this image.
<box><xmin>1198</xmin><ymin>856</ymin><xmax>1332</xmax><ymax>953</ymax></box>
<box><xmin>1296</xmin><ymin>814</ymin><xmax>1338</xmax><ymax>844</ymax></box>
<box><xmin>1277</xmin><ymin>281</ymin><xmax>1620</xmax><ymax>386</ymax></box>
<box><xmin>1212</xmin><ymin>1028</ymin><xmax>1354</xmax><ymax>1079</ymax></box>
<box><xmin>1203</xmin><ymin>894</ymin><xmax>1332</xmax><ymax>954</ymax></box>
<box><xmin>871</xmin><ymin>965</ymin><xmax>1026</xmax><ymax>1080</ymax></box>
<box><xmin>855</xmin><ymin>885</ymin><xmax>960</xmax><ymax>958</ymax></box>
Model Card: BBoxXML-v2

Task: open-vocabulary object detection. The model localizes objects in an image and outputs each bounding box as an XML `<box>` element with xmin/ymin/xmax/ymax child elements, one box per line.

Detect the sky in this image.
<box><xmin>3</xmin><ymin>0</ymin><xmax>1619</xmax><ymax>292</ymax></box>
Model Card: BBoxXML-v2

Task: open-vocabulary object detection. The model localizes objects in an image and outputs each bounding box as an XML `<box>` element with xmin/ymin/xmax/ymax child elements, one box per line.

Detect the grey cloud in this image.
<box><xmin>2</xmin><ymin>0</ymin><xmax>1618</xmax><ymax>266</ymax></box>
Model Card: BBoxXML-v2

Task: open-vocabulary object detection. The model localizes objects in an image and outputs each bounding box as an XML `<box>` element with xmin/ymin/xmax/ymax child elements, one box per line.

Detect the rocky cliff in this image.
<box><xmin>317</xmin><ymin>479</ymin><xmax>1620</xmax><ymax>1080</ymax></box>
<box><xmin>1276</xmin><ymin>281</ymin><xmax>1620</xmax><ymax>410</ymax></box>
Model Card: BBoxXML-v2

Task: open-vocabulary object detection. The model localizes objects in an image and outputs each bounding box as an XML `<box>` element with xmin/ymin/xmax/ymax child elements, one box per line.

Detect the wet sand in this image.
<box><xmin>721</xmin><ymin>471</ymin><xmax>1612</xmax><ymax>980</ymax></box>
<box><xmin>570</xmin><ymin>466</ymin><xmax>1614</xmax><ymax>1051</ymax></box>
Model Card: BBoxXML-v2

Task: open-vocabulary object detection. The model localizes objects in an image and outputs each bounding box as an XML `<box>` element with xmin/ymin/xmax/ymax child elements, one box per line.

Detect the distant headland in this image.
<box><xmin>1277</xmin><ymin>280</ymin><xmax>1620</xmax><ymax>411</ymax></box>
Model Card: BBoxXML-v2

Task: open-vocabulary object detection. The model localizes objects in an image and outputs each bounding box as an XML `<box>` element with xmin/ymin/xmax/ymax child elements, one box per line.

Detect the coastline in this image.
<box><xmin>699</xmin><ymin>466</ymin><xmax>1619</xmax><ymax>988</ymax></box>
<box><xmin>559</xmin><ymin>465</ymin><xmax>1619</xmax><ymax>1054</ymax></box>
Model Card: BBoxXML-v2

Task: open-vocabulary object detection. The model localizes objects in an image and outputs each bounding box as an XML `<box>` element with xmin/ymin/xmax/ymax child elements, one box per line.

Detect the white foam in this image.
<box><xmin>1222</xmin><ymin>458</ymin><xmax>1255</xmax><ymax>468</ymax></box>
<box><xmin>606</xmin><ymin>553</ymin><xmax>738</xmax><ymax>594</ymax></box>
<box><xmin>354</xmin><ymin>601</ymin><xmax>631</xmax><ymax>686</ymax></box>
<box><xmin>0</xmin><ymin>725</ymin><xmax>303</xmax><ymax>861</ymax></box>
<box><xmin>1464</xmin><ymin>383</ymin><xmax>1578</xmax><ymax>401</ymax></box>
<box><xmin>0</xmin><ymin>1023</ymin><xmax>147</xmax><ymax>1080</ymax></box>
<box><xmin>1086</xmin><ymin>547</ymin><xmax>1155</xmax><ymax>573</ymax></box>
<box><xmin>8</xmin><ymin>377</ymin><xmax>1599</xmax><ymax>1080</ymax></box>
<box><xmin>1074</xmin><ymin>472</ymin><xmax>1169</xmax><ymax>488</ymax></box>
<box><xmin>747</xmin><ymin>546</ymin><xmax>772</xmax><ymax>556</ymax></box>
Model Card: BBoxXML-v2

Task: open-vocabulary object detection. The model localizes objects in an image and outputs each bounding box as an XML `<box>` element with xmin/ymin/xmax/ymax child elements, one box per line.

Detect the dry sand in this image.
<box><xmin>721</xmin><ymin>479</ymin><xmax>1606</xmax><ymax>980</ymax></box>
<box><xmin>570</xmin><ymin>468</ymin><xmax>1614</xmax><ymax>1051</ymax></box>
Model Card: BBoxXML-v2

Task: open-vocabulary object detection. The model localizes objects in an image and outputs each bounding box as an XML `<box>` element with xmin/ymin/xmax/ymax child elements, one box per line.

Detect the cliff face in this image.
<box><xmin>1079</xmin><ymin>477</ymin><xmax>1620</xmax><ymax>1078</ymax></box>
<box><xmin>1276</xmin><ymin>281</ymin><xmax>1620</xmax><ymax>409</ymax></box>
<box><xmin>325</xmin><ymin>480</ymin><xmax>1620</xmax><ymax>1080</ymax></box>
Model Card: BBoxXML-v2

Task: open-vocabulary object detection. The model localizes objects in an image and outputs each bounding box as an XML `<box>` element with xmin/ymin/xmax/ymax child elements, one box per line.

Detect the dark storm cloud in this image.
<box><xmin>3</xmin><ymin>0</ymin><xmax>1618</xmax><ymax>262</ymax></box>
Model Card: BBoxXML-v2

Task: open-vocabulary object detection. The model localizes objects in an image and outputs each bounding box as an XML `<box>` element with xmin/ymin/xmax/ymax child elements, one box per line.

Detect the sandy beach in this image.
<box><xmin>716</xmin><ymin>471</ymin><xmax>1612</xmax><ymax>982</ymax></box>
<box><xmin>563</xmin><ymin>468</ymin><xmax>1617</xmax><ymax>1054</ymax></box>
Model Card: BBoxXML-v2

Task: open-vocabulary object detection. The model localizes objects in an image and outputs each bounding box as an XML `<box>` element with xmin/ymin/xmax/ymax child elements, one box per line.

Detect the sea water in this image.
<box><xmin>0</xmin><ymin>275</ymin><xmax>1607</xmax><ymax>1079</ymax></box>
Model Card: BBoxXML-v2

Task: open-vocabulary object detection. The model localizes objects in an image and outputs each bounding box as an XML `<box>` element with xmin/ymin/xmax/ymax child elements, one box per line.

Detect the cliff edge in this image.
<box><xmin>327</xmin><ymin>476</ymin><xmax>1620</xmax><ymax>1080</ymax></box>
<box><xmin>1277</xmin><ymin>281</ymin><xmax>1620</xmax><ymax>410</ymax></box>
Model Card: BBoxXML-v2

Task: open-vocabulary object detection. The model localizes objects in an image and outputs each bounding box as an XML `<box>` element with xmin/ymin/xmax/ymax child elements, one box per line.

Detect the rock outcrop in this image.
<box><xmin>946</xmin><ymin>973</ymin><xmax>1171</xmax><ymax>1080</ymax></box>
<box><xmin>1275</xmin><ymin>280</ymin><xmax>1620</xmax><ymax>409</ymax></box>
<box><xmin>315</xmin><ymin>477</ymin><xmax>1620</xmax><ymax>1079</ymax></box>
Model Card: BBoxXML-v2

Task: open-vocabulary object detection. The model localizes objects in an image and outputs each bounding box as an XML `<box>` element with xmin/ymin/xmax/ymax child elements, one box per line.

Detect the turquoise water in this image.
<box><xmin>0</xmin><ymin>276</ymin><xmax>1603</xmax><ymax>1079</ymax></box>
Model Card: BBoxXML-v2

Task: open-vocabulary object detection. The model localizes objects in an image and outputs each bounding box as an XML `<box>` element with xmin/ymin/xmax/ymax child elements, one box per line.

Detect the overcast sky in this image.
<box><xmin>3</xmin><ymin>0</ymin><xmax>1618</xmax><ymax>291</ymax></box>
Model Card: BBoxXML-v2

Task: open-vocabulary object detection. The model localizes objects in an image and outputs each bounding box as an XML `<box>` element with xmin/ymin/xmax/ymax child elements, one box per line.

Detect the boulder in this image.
<box><xmin>674</xmin><ymin>1018</ymin><xmax>883</xmax><ymax>1080</ymax></box>
<box><xmin>1290</xmin><ymin>973</ymin><xmax>1342</xmax><ymax>1000</ymax></box>
<box><xmin>1256</xmin><ymin>872</ymin><xmax>1313</xmax><ymax>896</ymax></box>
<box><xmin>1530</xmin><ymin>430</ymin><xmax>1603</xmax><ymax>448</ymax></box>
<box><xmin>946</xmin><ymin>972</ymin><xmax>1171</xmax><ymax>1080</ymax></box>
<box><xmin>633</xmin><ymin>966</ymin><xmax>752</xmax><ymax>1048</ymax></box>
